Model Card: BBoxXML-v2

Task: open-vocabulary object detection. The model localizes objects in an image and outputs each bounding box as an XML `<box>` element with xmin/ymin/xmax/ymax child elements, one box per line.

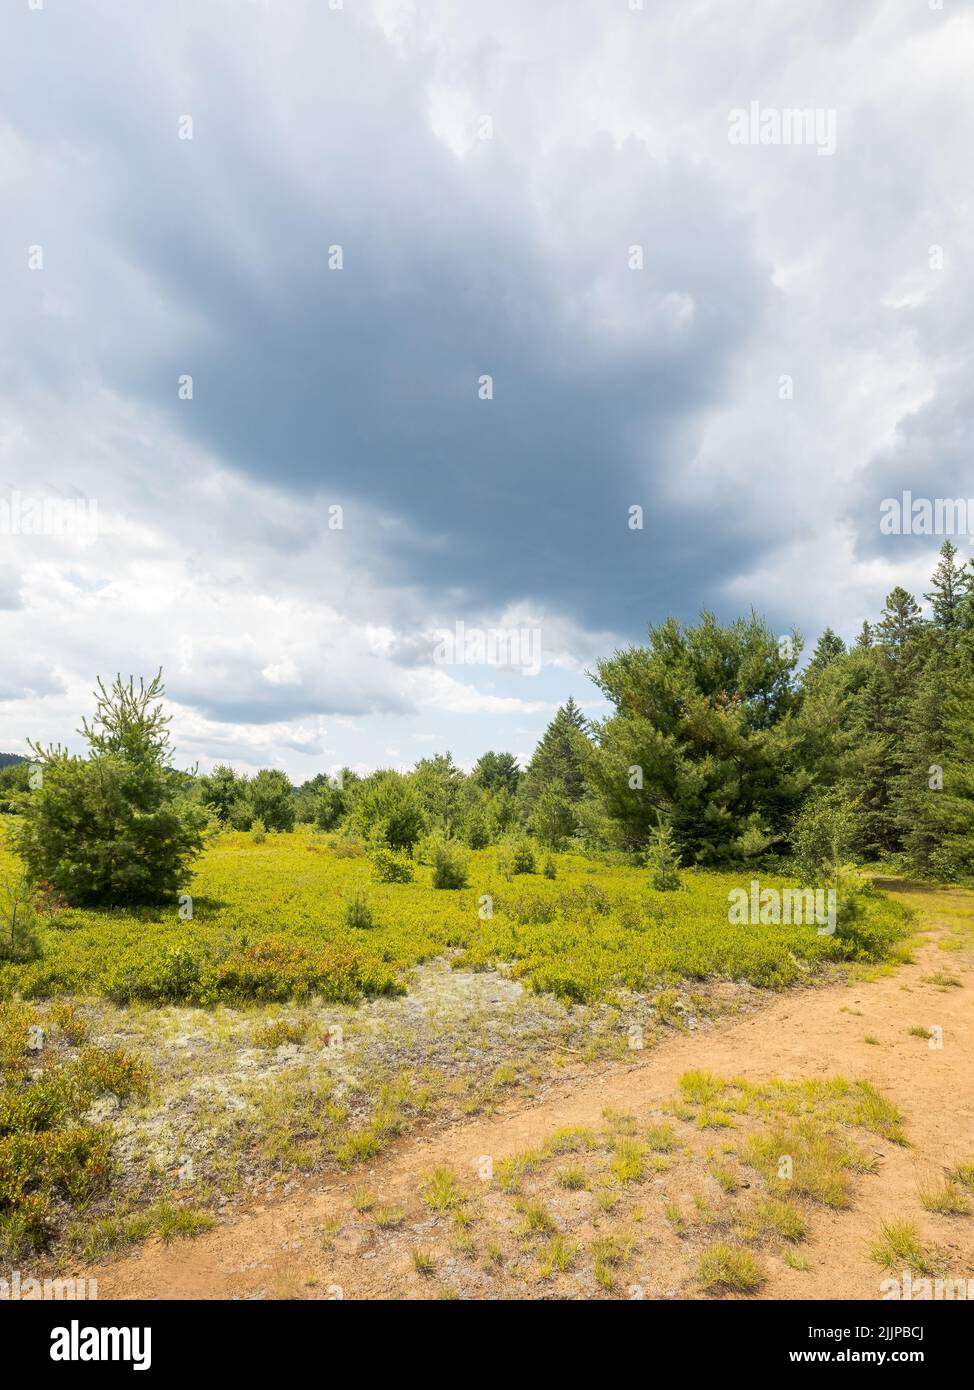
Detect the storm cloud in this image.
<box><xmin>1</xmin><ymin>0</ymin><xmax>971</xmax><ymax>774</ymax></box>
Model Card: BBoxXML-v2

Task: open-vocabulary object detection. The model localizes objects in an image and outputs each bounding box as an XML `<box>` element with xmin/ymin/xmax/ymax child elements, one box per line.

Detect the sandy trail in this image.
<box><xmin>75</xmin><ymin>884</ymin><xmax>974</xmax><ymax>1300</ymax></box>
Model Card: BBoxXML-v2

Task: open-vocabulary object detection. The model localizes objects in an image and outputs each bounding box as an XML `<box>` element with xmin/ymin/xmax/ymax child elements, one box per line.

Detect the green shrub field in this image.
<box><xmin>0</xmin><ymin>824</ymin><xmax>910</xmax><ymax>1009</ymax></box>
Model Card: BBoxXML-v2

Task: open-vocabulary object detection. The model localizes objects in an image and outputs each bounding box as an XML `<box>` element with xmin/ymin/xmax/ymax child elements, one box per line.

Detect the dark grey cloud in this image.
<box><xmin>170</xmin><ymin>659</ymin><xmax>413</xmax><ymax>726</ymax></box>
<box><xmin>2</xmin><ymin>0</ymin><xmax>972</xmax><ymax>770</ymax></box>
<box><xmin>0</xmin><ymin>0</ymin><xmax>766</xmax><ymax>641</ymax></box>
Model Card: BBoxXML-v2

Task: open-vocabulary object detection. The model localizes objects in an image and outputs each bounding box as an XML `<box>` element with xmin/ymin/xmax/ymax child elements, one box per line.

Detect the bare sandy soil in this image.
<box><xmin>73</xmin><ymin>883</ymin><xmax>974</xmax><ymax>1300</ymax></box>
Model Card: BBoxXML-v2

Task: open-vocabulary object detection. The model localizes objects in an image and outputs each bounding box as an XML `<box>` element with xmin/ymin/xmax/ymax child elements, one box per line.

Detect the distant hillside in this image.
<box><xmin>0</xmin><ymin>753</ymin><xmax>27</xmax><ymax>769</ymax></box>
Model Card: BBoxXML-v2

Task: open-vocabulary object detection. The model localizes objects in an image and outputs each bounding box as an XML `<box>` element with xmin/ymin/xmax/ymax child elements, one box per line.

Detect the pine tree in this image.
<box><xmin>925</xmin><ymin>540</ymin><xmax>968</xmax><ymax>634</ymax></box>
<box><xmin>471</xmin><ymin>751</ymin><xmax>521</xmax><ymax>797</ymax></box>
<box><xmin>895</xmin><ymin>660</ymin><xmax>948</xmax><ymax>872</ymax></box>
<box><xmin>587</xmin><ymin>612</ymin><xmax>808</xmax><ymax>863</ymax></box>
<box><xmin>932</xmin><ymin>676</ymin><xmax>974</xmax><ymax>879</ymax></box>
<box><xmin>15</xmin><ymin>673</ymin><xmax>206</xmax><ymax>905</ymax></box>
<box><xmin>520</xmin><ymin>698</ymin><xmax>590</xmax><ymax>810</ymax></box>
<box><xmin>890</xmin><ymin>549</ymin><xmax>974</xmax><ymax>872</ymax></box>
<box><xmin>855</xmin><ymin>620</ymin><xmax>873</xmax><ymax>650</ymax></box>
<box><xmin>645</xmin><ymin>816</ymin><xmax>683</xmax><ymax>891</ymax></box>
<box><xmin>804</xmin><ymin>627</ymin><xmax>846</xmax><ymax>682</ymax></box>
<box><xmin>875</xmin><ymin>586</ymin><xmax>923</xmax><ymax>659</ymax></box>
<box><xmin>837</xmin><ymin>649</ymin><xmax>902</xmax><ymax>857</ymax></box>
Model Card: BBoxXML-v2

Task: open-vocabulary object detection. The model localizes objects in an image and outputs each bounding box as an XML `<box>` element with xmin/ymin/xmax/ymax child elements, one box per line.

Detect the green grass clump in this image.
<box><xmin>65</xmin><ymin>1199</ymin><xmax>213</xmax><ymax>1260</ymax></box>
<box><xmin>421</xmin><ymin>1166</ymin><xmax>466</xmax><ymax>1213</ymax></box>
<box><xmin>372</xmin><ymin>1206</ymin><xmax>405</xmax><ymax>1229</ymax></box>
<box><xmin>783</xmin><ymin>1248</ymin><xmax>811</xmax><ymax>1271</ymax></box>
<box><xmin>918</xmin><ymin>1180</ymin><xmax>970</xmax><ymax>1216</ymax></box>
<box><xmin>697</xmin><ymin>1242</ymin><xmax>765</xmax><ymax>1293</ymax></box>
<box><xmin>252</xmin><ymin>1018</ymin><xmax>307</xmax><ymax>1049</ymax></box>
<box><xmin>591</xmin><ymin>1228</ymin><xmax>636</xmax><ymax>1290</ymax></box>
<box><xmin>495</xmin><ymin>1151</ymin><xmax>541</xmax><ymax>1194</ymax></box>
<box><xmin>869</xmin><ymin>1219</ymin><xmax>935</xmax><ymax>1274</ymax></box>
<box><xmin>152</xmin><ymin>1200</ymin><xmax>216</xmax><ymax>1243</ymax></box>
<box><xmin>729</xmin><ymin>1075</ymin><xmax>906</xmax><ymax>1209</ymax></box>
<box><xmin>680</xmin><ymin>1071</ymin><xmax>726</xmax><ymax>1106</ymax></box>
<box><xmin>736</xmin><ymin>1196</ymin><xmax>807</xmax><ymax>1243</ymax></box>
<box><xmin>515</xmin><ymin>1198</ymin><xmax>557</xmax><ymax>1238</ymax></box>
<box><xmin>846</xmin><ymin>1080</ymin><xmax>907</xmax><ymax>1145</ymax></box>
<box><xmin>556</xmin><ymin>1166</ymin><xmax>588</xmax><ymax>1190</ymax></box>
<box><xmin>543</xmin><ymin>1126</ymin><xmax>598</xmax><ymax>1155</ymax></box>
<box><xmin>537</xmin><ymin>1233</ymin><xmax>578</xmax><ymax>1277</ymax></box>
<box><xmin>950</xmin><ymin>1161</ymin><xmax>974</xmax><ymax>1192</ymax></box>
<box><xmin>645</xmin><ymin>1122</ymin><xmax>677</xmax><ymax>1152</ymax></box>
<box><xmin>664</xmin><ymin>1201</ymin><xmax>688</xmax><ymax>1235</ymax></box>
<box><xmin>608</xmin><ymin>1137</ymin><xmax>647</xmax><ymax>1183</ymax></box>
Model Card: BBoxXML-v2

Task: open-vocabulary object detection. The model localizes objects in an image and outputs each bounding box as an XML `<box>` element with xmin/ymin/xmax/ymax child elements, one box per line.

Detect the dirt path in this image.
<box><xmin>76</xmin><ymin>884</ymin><xmax>974</xmax><ymax>1300</ymax></box>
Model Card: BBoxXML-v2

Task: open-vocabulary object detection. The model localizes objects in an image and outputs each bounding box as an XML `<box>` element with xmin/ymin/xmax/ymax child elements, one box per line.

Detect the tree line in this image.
<box><xmin>2</xmin><ymin>541</ymin><xmax>971</xmax><ymax>908</ymax></box>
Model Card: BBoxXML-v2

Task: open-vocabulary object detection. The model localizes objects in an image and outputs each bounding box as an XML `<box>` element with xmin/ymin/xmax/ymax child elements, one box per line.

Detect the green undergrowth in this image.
<box><xmin>0</xmin><ymin>827</ymin><xmax>912</xmax><ymax>1008</ymax></box>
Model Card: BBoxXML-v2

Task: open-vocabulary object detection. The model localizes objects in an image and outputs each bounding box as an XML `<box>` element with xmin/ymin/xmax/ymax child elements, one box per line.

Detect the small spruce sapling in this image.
<box><xmin>646</xmin><ymin>817</ymin><xmax>683</xmax><ymax>891</ymax></box>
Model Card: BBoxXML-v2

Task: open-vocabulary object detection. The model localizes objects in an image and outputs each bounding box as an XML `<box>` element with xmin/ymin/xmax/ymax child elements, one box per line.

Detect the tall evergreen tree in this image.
<box><xmin>895</xmin><ymin>659</ymin><xmax>949</xmax><ymax>873</ymax></box>
<box><xmin>831</xmin><ymin>646</ymin><xmax>902</xmax><ymax>857</ymax></box>
<box><xmin>893</xmin><ymin>548</ymin><xmax>974</xmax><ymax>873</ymax></box>
<box><xmin>924</xmin><ymin>540</ymin><xmax>968</xmax><ymax>634</ymax></box>
<box><xmin>875</xmin><ymin>586</ymin><xmax>923</xmax><ymax>659</ymax></box>
<box><xmin>520</xmin><ymin>698</ymin><xmax>590</xmax><ymax>810</ymax></box>
<box><xmin>471</xmin><ymin>751</ymin><xmax>521</xmax><ymax>797</ymax></box>
<box><xmin>804</xmin><ymin>627</ymin><xmax>846</xmax><ymax>682</ymax></box>
<box><xmin>587</xmin><ymin>612</ymin><xmax>812</xmax><ymax>863</ymax></box>
<box><xmin>855</xmin><ymin>620</ymin><xmax>873</xmax><ymax>650</ymax></box>
<box><xmin>931</xmin><ymin>675</ymin><xmax>974</xmax><ymax>879</ymax></box>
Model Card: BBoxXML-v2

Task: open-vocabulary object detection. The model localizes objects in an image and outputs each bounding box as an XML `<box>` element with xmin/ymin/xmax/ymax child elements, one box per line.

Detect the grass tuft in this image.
<box><xmin>697</xmin><ymin>1242</ymin><xmax>764</xmax><ymax>1294</ymax></box>
<box><xmin>869</xmin><ymin>1219</ymin><xmax>935</xmax><ymax>1274</ymax></box>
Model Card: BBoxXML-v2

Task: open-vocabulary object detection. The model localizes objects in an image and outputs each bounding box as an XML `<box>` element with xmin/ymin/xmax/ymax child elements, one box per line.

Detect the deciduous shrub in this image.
<box><xmin>197</xmin><ymin>764</ymin><xmax>249</xmax><ymax>826</ymax></box>
<box><xmin>349</xmin><ymin>772</ymin><xmax>424</xmax><ymax>853</ymax></box>
<box><xmin>497</xmin><ymin>836</ymin><xmax>536</xmax><ymax>878</ymax></box>
<box><xmin>370</xmin><ymin>848</ymin><xmax>414</xmax><ymax>884</ymax></box>
<box><xmin>246</xmin><ymin>769</ymin><xmax>295</xmax><ymax>833</ymax></box>
<box><xmin>431</xmin><ymin>837</ymin><xmax>469</xmax><ymax>889</ymax></box>
<box><xmin>0</xmin><ymin>1002</ymin><xmax>149</xmax><ymax>1256</ymax></box>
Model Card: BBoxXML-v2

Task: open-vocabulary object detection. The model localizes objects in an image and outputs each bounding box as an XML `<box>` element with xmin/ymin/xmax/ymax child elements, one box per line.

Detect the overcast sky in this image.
<box><xmin>1</xmin><ymin>0</ymin><xmax>971</xmax><ymax>779</ymax></box>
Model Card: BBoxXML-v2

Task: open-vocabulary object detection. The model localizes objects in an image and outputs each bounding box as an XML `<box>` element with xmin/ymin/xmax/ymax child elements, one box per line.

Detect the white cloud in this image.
<box><xmin>1</xmin><ymin>0</ymin><xmax>970</xmax><ymax>771</ymax></box>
